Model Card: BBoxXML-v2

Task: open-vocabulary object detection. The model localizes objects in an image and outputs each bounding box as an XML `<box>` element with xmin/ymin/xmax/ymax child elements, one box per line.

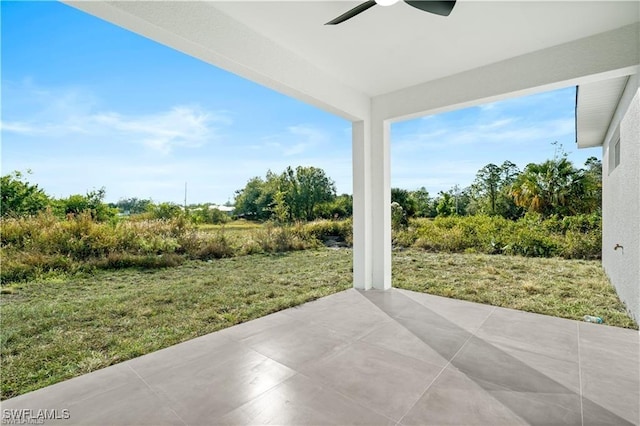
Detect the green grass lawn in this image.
<box><xmin>1</xmin><ymin>248</ymin><xmax>636</xmax><ymax>400</ymax></box>
<box><xmin>393</xmin><ymin>250</ymin><xmax>636</xmax><ymax>329</ymax></box>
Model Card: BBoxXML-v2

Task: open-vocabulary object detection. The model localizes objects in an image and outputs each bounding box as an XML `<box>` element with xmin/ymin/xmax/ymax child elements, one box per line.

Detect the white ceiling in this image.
<box><xmin>67</xmin><ymin>0</ymin><xmax>639</xmax><ymax>123</ymax></box>
<box><xmin>212</xmin><ymin>1</ymin><xmax>639</xmax><ymax>96</ymax></box>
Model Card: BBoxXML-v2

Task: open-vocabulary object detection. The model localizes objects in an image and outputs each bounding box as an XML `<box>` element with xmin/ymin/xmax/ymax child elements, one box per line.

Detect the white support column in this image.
<box><xmin>371</xmin><ymin>117</ymin><xmax>392</xmax><ymax>290</ymax></box>
<box><xmin>352</xmin><ymin>115</ymin><xmax>392</xmax><ymax>291</ymax></box>
<box><xmin>352</xmin><ymin>121</ymin><xmax>372</xmax><ymax>290</ymax></box>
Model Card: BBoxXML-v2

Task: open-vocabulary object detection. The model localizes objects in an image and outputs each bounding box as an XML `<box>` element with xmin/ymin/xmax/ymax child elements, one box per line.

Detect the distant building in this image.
<box><xmin>209</xmin><ymin>205</ymin><xmax>235</xmax><ymax>214</ymax></box>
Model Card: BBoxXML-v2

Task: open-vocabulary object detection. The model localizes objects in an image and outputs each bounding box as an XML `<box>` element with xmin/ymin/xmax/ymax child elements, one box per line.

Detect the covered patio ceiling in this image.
<box><xmin>66</xmin><ymin>1</ymin><xmax>639</xmax><ymax>121</ymax></box>
<box><xmin>65</xmin><ymin>0</ymin><xmax>640</xmax><ymax>290</ymax></box>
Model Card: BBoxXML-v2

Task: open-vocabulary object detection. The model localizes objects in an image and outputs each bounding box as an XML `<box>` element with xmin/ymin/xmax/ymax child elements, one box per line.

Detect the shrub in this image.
<box><xmin>191</xmin><ymin>232</ymin><xmax>236</xmax><ymax>260</ymax></box>
<box><xmin>296</xmin><ymin>219</ymin><xmax>352</xmax><ymax>245</ymax></box>
<box><xmin>396</xmin><ymin>214</ymin><xmax>600</xmax><ymax>259</ymax></box>
<box><xmin>252</xmin><ymin>223</ymin><xmax>315</xmax><ymax>253</ymax></box>
<box><xmin>558</xmin><ymin>230</ymin><xmax>601</xmax><ymax>259</ymax></box>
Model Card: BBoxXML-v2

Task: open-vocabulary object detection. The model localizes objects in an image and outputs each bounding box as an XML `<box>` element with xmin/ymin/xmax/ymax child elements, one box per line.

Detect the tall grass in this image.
<box><xmin>394</xmin><ymin>213</ymin><xmax>601</xmax><ymax>259</ymax></box>
<box><xmin>0</xmin><ymin>212</ymin><xmax>351</xmax><ymax>284</ymax></box>
<box><xmin>1</xmin><ymin>211</ymin><xmax>600</xmax><ymax>284</ymax></box>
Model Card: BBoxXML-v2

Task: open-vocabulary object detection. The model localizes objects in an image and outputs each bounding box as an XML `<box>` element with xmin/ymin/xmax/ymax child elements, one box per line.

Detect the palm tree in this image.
<box><xmin>510</xmin><ymin>157</ymin><xmax>580</xmax><ymax>217</ymax></box>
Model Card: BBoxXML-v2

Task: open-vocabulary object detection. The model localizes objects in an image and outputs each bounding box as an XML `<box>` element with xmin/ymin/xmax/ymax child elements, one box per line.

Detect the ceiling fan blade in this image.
<box><xmin>404</xmin><ymin>0</ymin><xmax>456</xmax><ymax>16</ymax></box>
<box><xmin>325</xmin><ymin>0</ymin><xmax>377</xmax><ymax>25</ymax></box>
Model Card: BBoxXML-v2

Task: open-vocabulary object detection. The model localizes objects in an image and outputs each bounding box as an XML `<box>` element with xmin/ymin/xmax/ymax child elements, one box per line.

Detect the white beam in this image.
<box><xmin>374</xmin><ymin>23</ymin><xmax>640</xmax><ymax>121</ymax></box>
<box><xmin>64</xmin><ymin>1</ymin><xmax>370</xmax><ymax>121</ymax></box>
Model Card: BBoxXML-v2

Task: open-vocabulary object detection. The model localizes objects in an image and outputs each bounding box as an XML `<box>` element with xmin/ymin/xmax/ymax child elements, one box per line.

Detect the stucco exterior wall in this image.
<box><xmin>602</xmin><ymin>74</ymin><xmax>639</xmax><ymax>323</ymax></box>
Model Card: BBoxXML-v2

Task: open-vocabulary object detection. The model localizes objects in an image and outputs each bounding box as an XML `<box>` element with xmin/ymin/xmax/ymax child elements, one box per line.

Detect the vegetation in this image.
<box><xmin>511</xmin><ymin>155</ymin><xmax>601</xmax><ymax>216</ymax></box>
<box><xmin>393</xmin><ymin>213</ymin><xmax>601</xmax><ymax>259</ymax></box>
<box><xmin>1</xmin><ymin>209</ymin><xmax>602</xmax><ymax>285</ymax></box>
<box><xmin>234</xmin><ymin>166</ymin><xmax>351</xmax><ymax>222</ymax></box>
<box><xmin>0</xmin><ymin>211</ymin><xmax>352</xmax><ymax>284</ymax></box>
<box><xmin>0</xmin><ymin>150</ymin><xmax>603</xmax><ymax>284</ymax></box>
<box><xmin>1</xmin><ymin>248</ymin><xmax>635</xmax><ymax>400</ymax></box>
<box><xmin>389</xmin><ymin>150</ymin><xmax>602</xmax><ymax>223</ymax></box>
<box><xmin>0</xmin><ymin>171</ymin><xmax>51</xmax><ymax>218</ymax></box>
<box><xmin>0</xmin><ymin>146</ymin><xmax>601</xmax><ymax>226</ymax></box>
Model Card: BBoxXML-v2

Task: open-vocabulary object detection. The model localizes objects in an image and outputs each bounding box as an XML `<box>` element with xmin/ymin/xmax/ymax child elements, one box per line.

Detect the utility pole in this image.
<box><xmin>454</xmin><ymin>184</ymin><xmax>459</xmax><ymax>215</ymax></box>
<box><xmin>184</xmin><ymin>182</ymin><xmax>187</xmax><ymax>210</ymax></box>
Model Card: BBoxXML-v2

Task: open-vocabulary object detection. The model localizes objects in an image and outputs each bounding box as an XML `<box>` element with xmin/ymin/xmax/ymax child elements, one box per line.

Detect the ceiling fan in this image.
<box><xmin>325</xmin><ymin>0</ymin><xmax>456</xmax><ymax>25</ymax></box>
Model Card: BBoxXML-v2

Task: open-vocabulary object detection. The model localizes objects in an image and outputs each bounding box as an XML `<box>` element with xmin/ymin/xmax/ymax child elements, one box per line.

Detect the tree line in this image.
<box><xmin>1</xmin><ymin>150</ymin><xmax>601</xmax><ymax>224</ymax></box>
<box><xmin>234</xmin><ymin>154</ymin><xmax>601</xmax><ymax>225</ymax></box>
<box><xmin>0</xmin><ymin>171</ymin><xmax>231</xmax><ymax>224</ymax></box>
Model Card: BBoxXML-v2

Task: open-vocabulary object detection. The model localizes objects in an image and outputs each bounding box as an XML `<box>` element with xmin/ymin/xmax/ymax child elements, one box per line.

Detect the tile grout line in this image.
<box><xmin>126</xmin><ymin>364</ymin><xmax>189</xmax><ymax>426</ymax></box>
<box><xmin>576</xmin><ymin>322</ymin><xmax>584</xmax><ymax>426</ymax></box>
<box><xmin>397</xmin><ymin>305</ymin><xmax>498</xmax><ymax>425</ymax></box>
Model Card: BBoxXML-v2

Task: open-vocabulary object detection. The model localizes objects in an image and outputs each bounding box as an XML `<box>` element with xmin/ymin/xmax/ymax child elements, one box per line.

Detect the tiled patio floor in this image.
<box><xmin>3</xmin><ymin>288</ymin><xmax>639</xmax><ymax>425</ymax></box>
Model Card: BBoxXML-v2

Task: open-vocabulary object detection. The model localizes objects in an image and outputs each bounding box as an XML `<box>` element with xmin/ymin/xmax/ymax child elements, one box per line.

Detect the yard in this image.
<box><xmin>1</xmin><ymin>248</ymin><xmax>636</xmax><ymax>400</ymax></box>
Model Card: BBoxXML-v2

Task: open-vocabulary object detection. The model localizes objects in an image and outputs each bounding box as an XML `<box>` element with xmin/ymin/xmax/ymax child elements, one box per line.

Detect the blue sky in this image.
<box><xmin>1</xmin><ymin>2</ymin><xmax>600</xmax><ymax>204</ymax></box>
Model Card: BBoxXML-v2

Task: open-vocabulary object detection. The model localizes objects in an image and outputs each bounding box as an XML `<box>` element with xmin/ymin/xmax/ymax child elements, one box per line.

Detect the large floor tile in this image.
<box><xmin>215</xmin><ymin>373</ymin><xmax>395</xmax><ymax>425</ymax></box>
<box><xmin>239</xmin><ymin>321</ymin><xmax>351</xmax><ymax>370</ymax></box>
<box><xmin>4</xmin><ymin>375</ymin><xmax>185</xmax><ymax>426</ymax></box>
<box><xmin>579</xmin><ymin>320</ymin><xmax>639</xmax><ymax>420</ymax></box>
<box><xmin>359</xmin><ymin>320</ymin><xmax>450</xmax><ymax>368</ymax></box>
<box><xmin>125</xmin><ymin>331</ymin><xmax>236</xmax><ymax>378</ymax></box>
<box><xmin>281</xmin><ymin>289</ymin><xmax>373</xmax><ymax>323</ymax></box>
<box><xmin>301</xmin><ymin>340</ymin><xmax>443</xmax><ymax>421</ymax></box>
<box><xmin>453</xmin><ymin>336</ymin><xmax>574</xmax><ymax>394</ymax></box>
<box><xmin>400</xmin><ymin>366</ymin><xmax>527</xmax><ymax>426</ymax></box>
<box><xmin>396</xmin><ymin>289</ymin><xmax>496</xmax><ymax>333</ymax></box>
<box><xmin>580</xmin><ymin>343</ymin><xmax>639</xmax><ymax>425</ymax></box>
<box><xmin>582</xmin><ymin>397</ymin><xmax>639</xmax><ymax>426</ymax></box>
<box><xmin>63</xmin><ymin>380</ymin><xmax>185</xmax><ymax>426</ymax></box>
<box><xmin>488</xmin><ymin>391</ymin><xmax>582</xmax><ymax>425</ymax></box>
<box><xmin>360</xmin><ymin>289</ymin><xmax>422</xmax><ymax>318</ymax></box>
<box><xmin>139</xmin><ymin>346</ymin><xmax>296</xmax><ymax>423</ymax></box>
<box><xmin>392</xmin><ymin>316</ymin><xmax>472</xmax><ymax>361</ymax></box>
<box><xmin>299</xmin><ymin>303</ymin><xmax>393</xmax><ymax>341</ymax></box>
<box><xmin>475</xmin><ymin>307</ymin><xmax>579</xmax><ymax>362</ymax></box>
<box><xmin>492</xmin><ymin>343</ymin><xmax>581</xmax><ymax>393</ymax></box>
<box><xmin>363</xmin><ymin>290</ymin><xmax>474</xmax><ymax>361</ymax></box>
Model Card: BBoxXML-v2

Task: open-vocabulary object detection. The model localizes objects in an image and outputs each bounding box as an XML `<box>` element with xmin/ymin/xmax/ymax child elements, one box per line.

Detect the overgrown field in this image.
<box><xmin>1</xmin><ymin>248</ymin><xmax>635</xmax><ymax>401</ymax></box>
<box><xmin>0</xmin><ymin>212</ymin><xmax>600</xmax><ymax>285</ymax></box>
<box><xmin>0</xmin><ymin>212</ymin><xmax>352</xmax><ymax>284</ymax></box>
<box><xmin>394</xmin><ymin>214</ymin><xmax>601</xmax><ymax>259</ymax></box>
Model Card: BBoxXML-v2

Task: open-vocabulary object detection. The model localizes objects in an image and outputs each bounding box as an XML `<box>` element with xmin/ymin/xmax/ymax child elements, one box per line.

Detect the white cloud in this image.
<box><xmin>0</xmin><ymin>121</ymin><xmax>41</xmax><ymax>135</ymax></box>
<box><xmin>91</xmin><ymin>106</ymin><xmax>226</xmax><ymax>154</ymax></box>
<box><xmin>394</xmin><ymin>116</ymin><xmax>574</xmax><ymax>153</ymax></box>
<box><xmin>2</xmin><ymin>81</ymin><xmax>231</xmax><ymax>154</ymax></box>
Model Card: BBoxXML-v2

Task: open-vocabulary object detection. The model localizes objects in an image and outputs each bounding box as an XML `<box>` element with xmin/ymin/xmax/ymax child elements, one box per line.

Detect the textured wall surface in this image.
<box><xmin>602</xmin><ymin>76</ymin><xmax>639</xmax><ymax>323</ymax></box>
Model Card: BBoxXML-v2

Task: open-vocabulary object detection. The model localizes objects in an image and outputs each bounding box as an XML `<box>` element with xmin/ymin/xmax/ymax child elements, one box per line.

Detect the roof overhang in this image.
<box><xmin>576</xmin><ymin>76</ymin><xmax>631</xmax><ymax>148</ymax></box>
